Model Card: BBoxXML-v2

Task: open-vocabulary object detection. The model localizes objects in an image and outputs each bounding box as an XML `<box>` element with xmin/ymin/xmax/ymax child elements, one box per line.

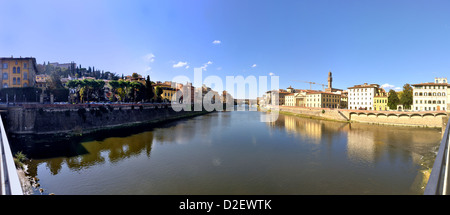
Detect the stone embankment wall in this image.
<box><xmin>278</xmin><ymin>106</ymin><xmax>349</xmax><ymax>122</ymax></box>
<box><xmin>3</xmin><ymin>104</ymin><xmax>206</xmax><ymax>136</ymax></box>
<box><xmin>349</xmin><ymin>113</ymin><xmax>445</xmax><ymax>128</ymax></box>
<box><xmin>270</xmin><ymin>106</ymin><xmax>448</xmax><ymax>128</ymax></box>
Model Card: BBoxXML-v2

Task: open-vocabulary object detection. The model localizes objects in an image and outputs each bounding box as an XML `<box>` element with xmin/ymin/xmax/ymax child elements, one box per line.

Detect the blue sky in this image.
<box><xmin>1</xmin><ymin>0</ymin><xmax>450</xmax><ymax>97</ymax></box>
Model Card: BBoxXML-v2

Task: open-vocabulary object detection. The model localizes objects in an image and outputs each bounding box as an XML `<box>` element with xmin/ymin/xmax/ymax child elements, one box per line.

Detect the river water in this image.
<box><xmin>21</xmin><ymin>110</ymin><xmax>441</xmax><ymax>195</ymax></box>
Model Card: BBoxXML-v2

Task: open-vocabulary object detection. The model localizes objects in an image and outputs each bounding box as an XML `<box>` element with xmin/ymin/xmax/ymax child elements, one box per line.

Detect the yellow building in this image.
<box><xmin>306</xmin><ymin>91</ymin><xmax>341</xmax><ymax>108</ymax></box>
<box><xmin>0</xmin><ymin>57</ymin><xmax>37</xmax><ymax>88</ymax></box>
<box><xmin>35</xmin><ymin>74</ymin><xmax>49</xmax><ymax>90</ymax></box>
<box><xmin>153</xmin><ymin>82</ymin><xmax>177</xmax><ymax>102</ymax></box>
<box><xmin>373</xmin><ymin>88</ymin><xmax>389</xmax><ymax>111</ymax></box>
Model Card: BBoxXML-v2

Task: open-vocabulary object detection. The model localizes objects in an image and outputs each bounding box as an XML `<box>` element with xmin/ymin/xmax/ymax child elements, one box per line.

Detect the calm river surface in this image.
<box><xmin>22</xmin><ymin>110</ymin><xmax>442</xmax><ymax>195</ymax></box>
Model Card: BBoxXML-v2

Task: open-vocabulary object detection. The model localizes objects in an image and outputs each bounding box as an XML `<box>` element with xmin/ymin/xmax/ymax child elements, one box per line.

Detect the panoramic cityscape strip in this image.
<box><xmin>0</xmin><ymin>56</ymin><xmax>446</xmax><ymax>113</ymax></box>
<box><xmin>1</xmin><ymin>0</ymin><xmax>450</xmax><ymax>199</ymax></box>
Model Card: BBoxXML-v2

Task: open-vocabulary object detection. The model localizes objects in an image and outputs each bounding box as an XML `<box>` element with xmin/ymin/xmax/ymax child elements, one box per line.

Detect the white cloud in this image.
<box><xmin>144</xmin><ymin>53</ymin><xmax>155</xmax><ymax>62</ymax></box>
<box><xmin>200</xmin><ymin>61</ymin><xmax>213</xmax><ymax>71</ymax></box>
<box><xmin>185</xmin><ymin>65</ymin><xmax>190</xmax><ymax>69</ymax></box>
<box><xmin>381</xmin><ymin>83</ymin><xmax>395</xmax><ymax>89</ymax></box>
<box><xmin>212</xmin><ymin>40</ymin><xmax>221</xmax><ymax>44</ymax></box>
<box><xmin>381</xmin><ymin>83</ymin><xmax>402</xmax><ymax>91</ymax></box>
<box><xmin>145</xmin><ymin>66</ymin><xmax>152</xmax><ymax>72</ymax></box>
<box><xmin>251</xmin><ymin>64</ymin><xmax>257</xmax><ymax>68</ymax></box>
<box><xmin>173</xmin><ymin>61</ymin><xmax>188</xmax><ymax>68</ymax></box>
<box><xmin>269</xmin><ymin>72</ymin><xmax>275</xmax><ymax>76</ymax></box>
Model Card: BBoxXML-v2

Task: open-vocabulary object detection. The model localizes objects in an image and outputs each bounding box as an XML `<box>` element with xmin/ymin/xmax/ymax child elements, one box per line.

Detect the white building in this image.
<box><xmin>347</xmin><ymin>83</ymin><xmax>380</xmax><ymax>110</ymax></box>
<box><xmin>412</xmin><ymin>78</ymin><xmax>449</xmax><ymax>111</ymax></box>
<box><xmin>285</xmin><ymin>93</ymin><xmax>296</xmax><ymax>106</ymax></box>
<box><xmin>285</xmin><ymin>91</ymin><xmax>307</xmax><ymax>107</ymax></box>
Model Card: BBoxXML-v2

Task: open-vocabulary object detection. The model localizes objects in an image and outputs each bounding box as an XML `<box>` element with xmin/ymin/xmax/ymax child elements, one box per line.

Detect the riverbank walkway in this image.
<box><xmin>0</xmin><ymin>114</ymin><xmax>23</xmax><ymax>195</ymax></box>
<box><xmin>425</xmin><ymin>117</ymin><xmax>450</xmax><ymax>195</ymax></box>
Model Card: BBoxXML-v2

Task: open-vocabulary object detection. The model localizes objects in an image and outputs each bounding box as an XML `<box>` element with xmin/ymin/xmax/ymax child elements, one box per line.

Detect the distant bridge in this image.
<box><xmin>341</xmin><ymin>109</ymin><xmax>449</xmax><ymax>118</ymax></box>
<box><xmin>233</xmin><ymin>99</ymin><xmax>258</xmax><ymax>106</ymax></box>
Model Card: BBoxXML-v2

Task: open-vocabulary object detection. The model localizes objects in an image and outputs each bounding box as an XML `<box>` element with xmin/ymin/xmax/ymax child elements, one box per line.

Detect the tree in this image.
<box><xmin>400</xmin><ymin>83</ymin><xmax>413</xmax><ymax>109</ymax></box>
<box><xmin>155</xmin><ymin>86</ymin><xmax>163</xmax><ymax>102</ymax></box>
<box><xmin>117</xmin><ymin>80</ymin><xmax>131</xmax><ymax>102</ymax></box>
<box><xmin>129</xmin><ymin>81</ymin><xmax>143</xmax><ymax>102</ymax></box>
<box><xmin>145</xmin><ymin>75</ymin><xmax>154</xmax><ymax>102</ymax></box>
<box><xmin>46</xmin><ymin>71</ymin><xmax>64</xmax><ymax>98</ymax></box>
<box><xmin>67</xmin><ymin>80</ymin><xmax>82</xmax><ymax>103</ymax></box>
<box><xmin>109</xmin><ymin>80</ymin><xmax>120</xmax><ymax>101</ymax></box>
<box><xmin>132</xmin><ymin>73</ymin><xmax>139</xmax><ymax>79</ymax></box>
<box><xmin>387</xmin><ymin>89</ymin><xmax>399</xmax><ymax>110</ymax></box>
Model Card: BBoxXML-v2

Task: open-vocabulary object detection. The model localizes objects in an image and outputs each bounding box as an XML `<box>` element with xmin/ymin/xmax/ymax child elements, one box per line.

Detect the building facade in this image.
<box><xmin>412</xmin><ymin>78</ymin><xmax>449</xmax><ymax>111</ymax></box>
<box><xmin>0</xmin><ymin>57</ymin><xmax>37</xmax><ymax>88</ymax></box>
<box><xmin>285</xmin><ymin>93</ymin><xmax>296</xmax><ymax>106</ymax></box>
<box><xmin>153</xmin><ymin>82</ymin><xmax>177</xmax><ymax>102</ymax></box>
<box><xmin>278</xmin><ymin>91</ymin><xmax>290</xmax><ymax>106</ymax></box>
<box><xmin>373</xmin><ymin>88</ymin><xmax>389</xmax><ymax>111</ymax></box>
<box><xmin>35</xmin><ymin>74</ymin><xmax>49</xmax><ymax>90</ymax></box>
<box><xmin>347</xmin><ymin>83</ymin><xmax>379</xmax><ymax>110</ymax></box>
<box><xmin>306</xmin><ymin>91</ymin><xmax>341</xmax><ymax>108</ymax></box>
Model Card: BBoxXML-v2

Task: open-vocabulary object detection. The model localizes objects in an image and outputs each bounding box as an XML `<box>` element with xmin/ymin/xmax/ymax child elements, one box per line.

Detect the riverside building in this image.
<box><xmin>0</xmin><ymin>56</ymin><xmax>38</xmax><ymax>88</ymax></box>
<box><xmin>412</xmin><ymin>78</ymin><xmax>449</xmax><ymax>111</ymax></box>
<box><xmin>306</xmin><ymin>91</ymin><xmax>341</xmax><ymax>108</ymax></box>
<box><xmin>347</xmin><ymin>83</ymin><xmax>380</xmax><ymax>110</ymax></box>
<box><xmin>373</xmin><ymin>88</ymin><xmax>389</xmax><ymax>111</ymax></box>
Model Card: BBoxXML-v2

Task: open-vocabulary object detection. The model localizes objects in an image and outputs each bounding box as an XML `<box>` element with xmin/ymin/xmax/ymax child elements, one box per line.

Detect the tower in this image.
<box><xmin>328</xmin><ymin>71</ymin><xmax>332</xmax><ymax>89</ymax></box>
<box><xmin>287</xmin><ymin>85</ymin><xmax>294</xmax><ymax>93</ymax></box>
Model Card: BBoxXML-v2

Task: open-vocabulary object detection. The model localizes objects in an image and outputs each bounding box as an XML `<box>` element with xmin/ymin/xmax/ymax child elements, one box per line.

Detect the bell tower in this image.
<box><xmin>328</xmin><ymin>71</ymin><xmax>332</xmax><ymax>89</ymax></box>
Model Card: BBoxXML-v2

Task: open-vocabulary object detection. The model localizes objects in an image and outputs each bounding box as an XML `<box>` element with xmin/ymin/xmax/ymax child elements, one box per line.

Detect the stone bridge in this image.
<box><xmin>340</xmin><ymin>109</ymin><xmax>449</xmax><ymax>128</ymax></box>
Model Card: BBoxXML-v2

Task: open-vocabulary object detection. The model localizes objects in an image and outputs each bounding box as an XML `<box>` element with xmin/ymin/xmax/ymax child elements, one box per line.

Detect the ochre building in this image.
<box><xmin>0</xmin><ymin>57</ymin><xmax>37</xmax><ymax>88</ymax></box>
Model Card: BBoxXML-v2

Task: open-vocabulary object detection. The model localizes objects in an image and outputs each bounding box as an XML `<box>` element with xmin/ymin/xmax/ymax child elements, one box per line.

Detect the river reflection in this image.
<box><xmin>270</xmin><ymin>114</ymin><xmax>441</xmax><ymax>166</ymax></box>
<box><xmin>23</xmin><ymin>111</ymin><xmax>441</xmax><ymax>195</ymax></box>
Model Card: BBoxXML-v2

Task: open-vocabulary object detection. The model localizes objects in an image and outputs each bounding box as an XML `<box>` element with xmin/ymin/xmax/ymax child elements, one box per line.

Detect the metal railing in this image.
<box><xmin>0</xmin><ymin>115</ymin><xmax>23</xmax><ymax>195</ymax></box>
<box><xmin>425</xmin><ymin>118</ymin><xmax>450</xmax><ymax>195</ymax></box>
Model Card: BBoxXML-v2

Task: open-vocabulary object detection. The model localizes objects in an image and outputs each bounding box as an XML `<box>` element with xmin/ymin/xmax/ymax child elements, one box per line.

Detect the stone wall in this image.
<box><xmin>278</xmin><ymin>106</ymin><xmax>349</xmax><ymax>122</ymax></box>
<box><xmin>3</xmin><ymin>104</ymin><xmax>207</xmax><ymax>135</ymax></box>
<box><xmin>349</xmin><ymin>113</ymin><xmax>446</xmax><ymax>128</ymax></box>
<box><xmin>273</xmin><ymin>105</ymin><xmax>448</xmax><ymax>128</ymax></box>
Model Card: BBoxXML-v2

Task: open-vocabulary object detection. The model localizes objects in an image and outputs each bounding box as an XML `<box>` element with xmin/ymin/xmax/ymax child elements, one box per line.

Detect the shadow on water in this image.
<box><xmin>9</xmin><ymin>115</ymin><xmax>199</xmax><ymax>160</ymax></box>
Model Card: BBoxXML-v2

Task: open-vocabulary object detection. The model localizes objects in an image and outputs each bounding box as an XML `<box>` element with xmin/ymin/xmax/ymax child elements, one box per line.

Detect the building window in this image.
<box><xmin>2</xmin><ymin>73</ymin><xmax>7</xmax><ymax>80</ymax></box>
<box><xmin>24</xmin><ymin>63</ymin><xmax>27</xmax><ymax>69</ymax></box>
<box><xmin>15</xmin><ymin>60</ymin><xmax>18</xmax><ymax>65</ymax></box>
<box><xmin>23</xmin><ymin>83</ymin><xmax>27</xmax><ymax>87</ymax></box>
<box><xmin>13</xmin><ymin>77</ymin><xmax>16</xmax><ymax>85</ymax></box>
<box><xmin>3</xmin><ymin>83</ymin><xmax>7</xmax><ymax>88</ymax></box>
<box><xmin>17</xmin><ymin>78</ymin><xmax>20</xmax><ymax>85</ymax></box>
<box><xmin>13</xmin><ymin>67</ymin><xmax>16</xmax><ymax>73</ymax></box>
<box><xmin>17</xmin><ymin>67</ymin><xmax>20</xmax><ymax>74</ymax></box>
<box><xmin>23</xmin><ymin>72</ymin><xmax>27</xmax><ymax>80</ymax></box>
<box><xmin>2</xmin><ymin>63</ymin><xmax>7</xmax><ymax>69</ymax></box>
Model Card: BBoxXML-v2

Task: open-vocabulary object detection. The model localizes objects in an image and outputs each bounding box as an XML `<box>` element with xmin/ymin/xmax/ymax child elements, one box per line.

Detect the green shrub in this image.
<box><xmin>14</xmin><ymin>151</ymin><xmax>27</xmax><ymax>170</ymax></box>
